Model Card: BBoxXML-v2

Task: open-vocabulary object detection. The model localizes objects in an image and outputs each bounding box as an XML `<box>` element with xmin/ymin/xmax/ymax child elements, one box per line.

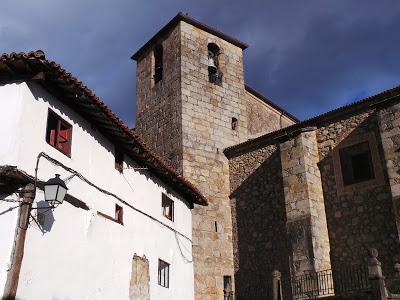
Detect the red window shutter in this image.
<box><xmin>46</xmin><ymin>109</ymin><xmax>72</xmax><ymax>156</ymax></box>
<box><xmin>57</xmin><ymin>124</ymin><xmax>72</xmax><ymax>155</ymax></box>
<box><xmin>49</xmin><ymin>129</ymin><xmax>56</xmax><ymax>146</ymax></box>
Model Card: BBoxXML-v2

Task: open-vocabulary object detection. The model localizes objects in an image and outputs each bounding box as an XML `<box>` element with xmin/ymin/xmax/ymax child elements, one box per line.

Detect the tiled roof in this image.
<box><xmin>131</xmin><ymin>12</ymin><xmax>248</xmax><ymax>61</ymax></box>
<box><xmin>225</xmin><ymin>84</ymin><xmax>400</xmax><ymax>157</ymax></box>
<box><xmin>0</xmin><ymin>50</ymin><xmax>207</xmax><ymax>206</ymax></box>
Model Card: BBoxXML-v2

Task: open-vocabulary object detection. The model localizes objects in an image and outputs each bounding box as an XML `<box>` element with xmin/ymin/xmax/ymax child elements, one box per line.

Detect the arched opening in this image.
<box><xmin>207</xmin><ymin>43</ymin><xmax>222</xmax><ymax>85</ymax></box>
<box><xmin>231</xmin><ymin>117</ymin><xmax>238</xmax><ymax>130</ymax></box>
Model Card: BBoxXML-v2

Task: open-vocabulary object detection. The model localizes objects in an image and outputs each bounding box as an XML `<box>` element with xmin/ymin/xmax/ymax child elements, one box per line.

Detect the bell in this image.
<box><xmin>208</xmin><ymin>57</ymin><xmax>217</xmax><ymax>74</ymax></box>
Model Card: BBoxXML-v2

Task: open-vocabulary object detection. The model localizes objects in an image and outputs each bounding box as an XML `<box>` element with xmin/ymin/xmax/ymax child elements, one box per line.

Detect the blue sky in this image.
<box><xmin>1</xmin><ymin>0</ymin><xmax>399</xmax><ymax>126</ymax></box>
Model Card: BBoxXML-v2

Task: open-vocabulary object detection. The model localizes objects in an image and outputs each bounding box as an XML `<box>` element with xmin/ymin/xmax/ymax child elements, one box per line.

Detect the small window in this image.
<box><xmin>231</xmin><ymin>117</ymin><xmax>238</xmax><ymax>130</ymax></box>
<box><xmin>154</xmin><ymin>44</ymin><xmax>163</xmax><ymax>83</ymax></box>
<box><xmin>115</xmin><ymin>147</ymin><xmax>124</xmax><ymax>173</ymax></box>
<box><xmin>208</xmin><ymin>43</ymin><xmax>222</xmax><ymax>85</ymax></box>
<box><xmin>158</xmin><ymin>259</ymin><xmax>170</xmax><ymax>288</ymax></box>
<box><xmin>339</xmin><ymin>141</ymin><xmax>375</xmax><ymax>186</ymax></box>
<box><xmin>162</xmin><ymin>194</ymin><xmax>174</xmax><ymax>221</ymax></box>
<box><xmin>46</xmin><ymin>109</ymin><xmax>72</xmax><ymax>156</ymax></box>
<box><xmin>115</xmin><ymin>204</ymin><xmax>123</xmax><ymax>225</ymax></box>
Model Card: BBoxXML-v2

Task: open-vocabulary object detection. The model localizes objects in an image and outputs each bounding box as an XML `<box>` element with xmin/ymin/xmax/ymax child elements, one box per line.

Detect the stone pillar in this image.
<box><xmin>368</xmin><ymin>248</ymin><xmax>388</xmax><ymax>300</ymax></box>
<box><xmin>377</xmin><ymin>103</ymin><xmax>400</xmax><ymax>240</ymax></box>
<box><xmin>279</xmin><ymin>129</ymin><xmax>331</xmax><ymax>276</ymax></box>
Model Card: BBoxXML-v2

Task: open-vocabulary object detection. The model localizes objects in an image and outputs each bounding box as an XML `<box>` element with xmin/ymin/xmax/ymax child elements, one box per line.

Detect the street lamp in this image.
<box><xmin>44</xmin><ymin>174</ymin><xmax>68</xmax><ymax>206</ymax></box>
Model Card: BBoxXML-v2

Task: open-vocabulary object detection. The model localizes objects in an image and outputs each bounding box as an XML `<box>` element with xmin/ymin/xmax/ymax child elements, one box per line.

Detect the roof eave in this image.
<box><xmin>0</xmin><ymin>51</ymin><xmax>208</xmax><ymax>207</ymax></box>
<box><xmin>225</xmin><ymin>84</ymin><xmax>400</xmax><ymax>157</ymax></box>
<box><xmin>131</xmin><ymin>12</ymin><xmax>248</xmax><ymax>61</ymax></box>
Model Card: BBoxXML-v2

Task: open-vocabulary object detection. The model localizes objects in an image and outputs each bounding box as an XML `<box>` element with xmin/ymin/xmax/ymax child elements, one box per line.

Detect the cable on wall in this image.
<box><xmin>34</xmin><ymin>152</ymin><xmax>193</xmax><ymax>243</ymax></box>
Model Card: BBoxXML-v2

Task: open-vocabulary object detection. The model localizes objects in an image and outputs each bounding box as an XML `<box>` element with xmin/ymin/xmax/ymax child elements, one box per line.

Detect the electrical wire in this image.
<box><xmin>122</xmin><ymin>173</ymin><xmax>135</xmax><ymax>194</ymax></box>
<box><xmin>0</xmin><ymin>198</ymin><xmax>24</xmax><ymax>203</ymax></box>
<box><xmin>174</xmin><ymin>232</ymin><xmax>193</xmax><ymax>263</ymax></box>
<box><xmin>35</xmin><ymin>152</ymin><xmax>193</xmax><ymax>243</ymax></box>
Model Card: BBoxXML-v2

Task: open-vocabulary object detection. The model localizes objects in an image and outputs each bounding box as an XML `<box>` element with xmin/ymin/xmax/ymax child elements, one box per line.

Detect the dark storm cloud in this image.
<box><xmin>1</xmin><ymin>0</ymin><xmax>399</xmax><ymax>124</ymax></box>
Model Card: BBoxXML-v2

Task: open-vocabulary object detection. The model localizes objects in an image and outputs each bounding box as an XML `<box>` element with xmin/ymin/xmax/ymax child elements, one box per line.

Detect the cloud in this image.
<box><xmin>1</xmin><ymin>0</ymin><xmax>399</xmax><ymax>123</ymax></box>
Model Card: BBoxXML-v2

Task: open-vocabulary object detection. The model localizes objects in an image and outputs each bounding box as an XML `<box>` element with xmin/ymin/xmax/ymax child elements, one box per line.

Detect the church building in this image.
<box><xmin>1</xmin><ymin>11</ymin><xmax>399</xmax><ymax>300</ymax></box>
<box><xmin>132</xmin><ymin>12</ymin><xmax>400</xmax><ymax>300</ymax></box>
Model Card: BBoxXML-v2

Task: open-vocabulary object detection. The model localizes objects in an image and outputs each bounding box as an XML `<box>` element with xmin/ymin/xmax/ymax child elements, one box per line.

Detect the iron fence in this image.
<box><xmin>282</xmin><ymin>269</ymin><xmax>334</xmax><ymax>299</ymax></box>
<box><xmin>233</xmin><ymin>265</ymin><xmax>372</xmax><ymax>300</ymax></box>
<box><xmin>233</xmin><ymin>280</ymin><xmax>273</xmax><ymax>300</ymax></box>
<box><xmin>333</xmin><ymin>264</ymin><xmax>370</xmax><ymax>296</ymax></box>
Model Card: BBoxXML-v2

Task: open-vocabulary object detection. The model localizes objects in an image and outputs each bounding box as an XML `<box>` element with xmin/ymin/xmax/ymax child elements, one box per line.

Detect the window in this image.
<box><xmin>231</xmin><ymin>117</ymin><xmax>238</xmax><ymax>130</ymax></box>
<box><xmin>115</xmin><ymin>204</ymin><xmax>123</xmax><ymax>224</ymax></box>
<box><xmin>46</xmin><ymin>109</ymin><xmax>72</xmax><ymax>156</ymax></box>
<box><xmin>162</xmin><ymin>193</ymin><xmax>174</xmax><ymax>221</ymax></box>
<box><xmin>97</xmin><ymin>204</ymin><xmax>123</xmax><ymax>225</ymax></box>
<box><xmin>208</xmin><ymin>43</ymin><xmax>222</xmax><ymax>85</ymax></box>
<box><xmin>332</xmin><ymin>133</ymin><xmax>385</xmax><ymax>195</ymax></box>
<box><xmin>158</xmin><ymin>259</ymin><xmax>170</xmax><ymax>288</ymax></box>
<box><xmin>115</xmin><ymin>147</ymin><xmax>124</xmax><ymax>173</ymax></box>
<box><xmin>154</xmin><ymin>44</ymin><xmax>163</xmax><ymax>83</ymax></box>
<box><xmin>339</xmin><ymin>141</ymin><xmax>375</xmax><ymax>185</ymax></box>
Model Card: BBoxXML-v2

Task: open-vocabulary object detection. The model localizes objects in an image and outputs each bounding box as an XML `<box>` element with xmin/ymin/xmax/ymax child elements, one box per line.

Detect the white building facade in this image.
<box><xmin>0</xmin><ymin>52</ymin><xmax>207</xmax><ymax>300</ymax></box>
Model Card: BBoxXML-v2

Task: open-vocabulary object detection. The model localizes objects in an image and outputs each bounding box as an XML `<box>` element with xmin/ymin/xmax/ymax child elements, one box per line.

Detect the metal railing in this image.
<box><xmin>283</xmin><ymin>269</ymin><xmax>334</xmax><ymax>299</ymax></box>
<box><xmin>333</xmin><ymin>264</ymin><xmax>370</xmax><ymax>296</ymax></box>
<box><xmin>281</xmin><ymin>265</ymin><xmax>370</xmax><ymax>299</ymax></box>
<box><xmin>233</xmin><ymin>264</ymin><xmax>373</xmax><ymax>300</ymax></box>
<box><xmin>233</xmin><ymin>281</ymin><xmax>273</xmax><ymax>300</ymax></box>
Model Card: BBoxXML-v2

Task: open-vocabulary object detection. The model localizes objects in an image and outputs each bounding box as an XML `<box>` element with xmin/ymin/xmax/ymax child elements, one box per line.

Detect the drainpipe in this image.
<box><xmin>2</xmin><ymin>183</ymin><xmax>35</xmax><ymax>300</ymax></box>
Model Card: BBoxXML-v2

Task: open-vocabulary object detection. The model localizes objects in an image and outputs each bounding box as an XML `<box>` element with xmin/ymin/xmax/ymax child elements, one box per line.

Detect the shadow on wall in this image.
<box><xmin>317</xmin><ymin>111</ymin><xmax>400</xmax><ymax>277</ymax></box>
<box><xmin>34</xmin><ymin>200</ymin><xmax>55</xmax><ymax>233</ymax></box>
<box><xmin>230</xmin><ymin>144</ymin><xmax>291</xmax><ymax>292</ymax></box>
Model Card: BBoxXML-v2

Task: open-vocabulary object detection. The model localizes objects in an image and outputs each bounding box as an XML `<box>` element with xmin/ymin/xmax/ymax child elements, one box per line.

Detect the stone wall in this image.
<box><xmin>180</xmin><ymin>20</ymin><xmax>247</xmax><ymax>300</ymax></box>
<box><xmin>226</xmin><ymin>103</ymin><xmax>400</xmax><ymax>290</ymax></box>
<box><xmin>135</xmin><ymin>25</ymin><xmax>183</xmax><ymax>172</ymax></box>
<box><xmin>245</xmin><ymin>90</ymin><xmax>294</xmax><ymax>138</ymax></box>
<box><xmin>317</xmin><ymin>110</ymin><xmax>400</xmax><ymax>276</ymax></box>
<box><xmin>229</xmin><ymin>142</ymin><xmax>291</xmax><ymax>291</ymax></box>
<box><xmin>378</xmin><ymin>102</ymin><xmax>400</xmax><ymax>240</ymax></box>
<box><xmin>129</xmin><ymin>254</ymin><xmax>150</xmax><ymax>300</ymax></box>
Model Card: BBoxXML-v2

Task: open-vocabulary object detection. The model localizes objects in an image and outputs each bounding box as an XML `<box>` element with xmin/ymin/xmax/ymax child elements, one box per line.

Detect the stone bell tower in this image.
<box><xmin>132</xmin><ymin>12</ymin><xmax>297</xmax><ymax>299</ymax></box>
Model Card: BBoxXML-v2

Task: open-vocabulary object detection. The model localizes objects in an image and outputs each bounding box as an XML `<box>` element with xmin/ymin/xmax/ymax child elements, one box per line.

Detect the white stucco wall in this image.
<box><xmin>0</xmin><ymin>82</ymin><xmax>194</xmax><ymax>300</ymax></box>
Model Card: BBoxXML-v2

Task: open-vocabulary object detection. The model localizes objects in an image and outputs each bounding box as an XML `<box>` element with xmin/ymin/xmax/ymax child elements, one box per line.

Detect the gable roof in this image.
<box><xmin>131</xmin><ymin>12</ymin><xmax>248</xmax><ymax>61</ymax></box>
<box><xmin>0</xmin><ymin>50</ymin><xmax>207</xmax><ymax>206</ymax></box>
<box><xmin>245</xmin><ymin>84</ymin><xmax>299</xmax><ymax>123</ymax></box>
<box><xmin>225</xmin><ymin>84</ymin><xmax>400</xmax><ymax>157</ymax></box>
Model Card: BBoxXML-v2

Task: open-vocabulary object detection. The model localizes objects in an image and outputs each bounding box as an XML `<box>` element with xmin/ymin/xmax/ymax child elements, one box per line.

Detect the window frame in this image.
<box><xmin>115</xmin><ymin>204</ymin><xmax>123</xmax><ymax>225</ymax></box>
<box><xmin>158</xmin><ymin>259</ymin><xmax>170</xmax><ymax>288</ymax></box>
<box><xmin>162</xmin><ymin>193</ymin><xmax>174</xmax><ymax>221</ymax></box>
<box><xmin>97</xmin><ymin>203</ymin><xmax>124</xmax><ymax>226</ymax></box>
<box><xmin>332</xmin><ymin>132</ymin><xmax>385</xmax><ymax>195</ymax></box>
<box><xmin>46</xmin><ymin>109</ymin><xmax>73</xmax><ymax>157</ymax></box>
